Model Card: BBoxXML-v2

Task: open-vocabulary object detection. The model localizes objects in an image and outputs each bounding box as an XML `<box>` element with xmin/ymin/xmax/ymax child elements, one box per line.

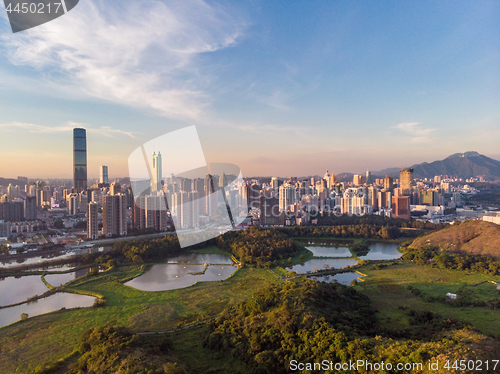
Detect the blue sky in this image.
<box><xmin>0</xmin><ymin>0</ymin><xmax>498</xmax><ymax>179</ymax></box>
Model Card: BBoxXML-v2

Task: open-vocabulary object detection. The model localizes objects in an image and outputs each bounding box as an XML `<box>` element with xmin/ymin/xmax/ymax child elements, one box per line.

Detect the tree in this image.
<box><xmin>54</xmin><ymin>219</ymin><xmax>64</xmax><ymax>229</ymax></box>
<box><xmin>75</xmin><ymin>220</ymin><xmax>87</xmax><ymax>229</ymax></box>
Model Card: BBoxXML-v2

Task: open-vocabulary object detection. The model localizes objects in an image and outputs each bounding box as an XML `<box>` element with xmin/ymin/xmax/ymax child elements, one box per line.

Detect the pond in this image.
<box><xmin>166</xmin><ymin>253</ymin><xmax>232</xmax><ymax>264</ymax></box>
<box><xmin>296</xmin><ymin>239</ymin><xmax>353</xmax><ymax>246</ymax></box>
<box><xmin>26</xmin><ymin>264</ymin><xmax>76</xmax><ymax>272</ymax></box>
<box><xmin>359</xmin><ymin>242</ymin><xmax>401</xmax><ymax>261</ymax></box>
<box><xmin>311</xmin><ymin>272</ymin><xmax>365</xmax><ymax>285</ymax></box>
<box><xmin>0</xmin><ymin>246</ymin><xmax>111</xmax><ymax>269</ymax></box>
<box><xmin>305</xmin><ymin>246</ymin><xmax>352</xmax><ymax>257</ymax></box>
<box><xmin>0</xmin><ymin>275</ymin><xmax>49</xmax><ymax>307</ymax></box>
<box><xmin>44</xmin><ymin>272</ymin><xmax>81</xmax><ymax>287</ymax></box>
<box><xmin>287</xmin><ymin>258</ymin><xmax>358</xmax><ymax>274</ymax></box>
<box><xmin>125</xmin><ymin>264</ymin><xmax>237</xmax><ymax>291</ymax></box>
<box><xmin>0</xmin><ymin>292</ymin><xmax>95</xmax><ymax>329</ymax></box>
<box><xmin>0</xmin><ymin>251</ymin><xmax>75</xmax><ymax>268</ymax></box>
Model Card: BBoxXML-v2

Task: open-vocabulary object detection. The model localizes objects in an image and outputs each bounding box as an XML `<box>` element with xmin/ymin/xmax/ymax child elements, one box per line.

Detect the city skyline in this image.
<box><xmin>0</xmin><ymin>1</ymin><xmax>499</xmax><ymax>178</ymax></box>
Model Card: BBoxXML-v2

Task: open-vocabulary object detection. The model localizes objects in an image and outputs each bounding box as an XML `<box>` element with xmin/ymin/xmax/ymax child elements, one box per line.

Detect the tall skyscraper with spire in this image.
<box><xmin>73</xmin><ymin>128</ymin><xmax>87</xmax><ymax>193</ymax></box>
<box><xmin>151</xmin><ymin>151</ymin><xmax>162</xmax><ymax>192</ymax></box>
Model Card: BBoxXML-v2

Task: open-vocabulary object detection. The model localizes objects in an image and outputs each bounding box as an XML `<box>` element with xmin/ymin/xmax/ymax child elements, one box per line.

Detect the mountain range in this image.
<box><xmin>375</xmin><ymin>152</ymin><xmax>500</xmax><ymax>181</ymax></box>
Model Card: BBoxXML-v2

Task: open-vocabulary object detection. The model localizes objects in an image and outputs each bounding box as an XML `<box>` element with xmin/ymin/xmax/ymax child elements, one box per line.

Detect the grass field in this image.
<box><xmin>356</xmin><ymin>262</ymin><xmax>500</xmax><ymax>336</ymax></box>
<box><xmin>0</xmin><ymin>265</ymin><xmax>280</xmax><ymax>373</ymax></box>
<box><xmin>3</xmin><ymin>242</ymin><xmax>500</xmax><ymax>373</ymax></box>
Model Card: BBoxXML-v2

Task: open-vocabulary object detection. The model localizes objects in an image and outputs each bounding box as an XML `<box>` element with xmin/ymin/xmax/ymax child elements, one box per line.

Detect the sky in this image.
<box><xmin>0</xmin><ymin>0</ymin><xmax>499</xmax><ymax>179</ymax></box>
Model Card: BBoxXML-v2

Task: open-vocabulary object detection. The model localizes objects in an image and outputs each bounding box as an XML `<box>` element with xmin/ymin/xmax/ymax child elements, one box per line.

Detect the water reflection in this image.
<box><xmin>360</xmin><ymin>243</ymin><xmax>401</xmax><ymax>260</ymax></box>
<box><xmin>311</xmin><ymin>272</ymin><xmax>364</xmax><ymax>285</ymax></box>
<box><xmin>0</xmin><ymin>276</ymin><xmax>49</xmax><ymax>307</ymax></box>
<box><xmin>287</xmin><ymin>258</ymin><xmax>358</xmax><ymax>274</ymax></box>
<box><xmin>0</xmin><ymin>293</ymin><xmax>95</xmax><ymax>328</ymax></box>
<box><xmin>0</xmin><ymin>246</ymin><xmax>111</xmax><ymax>269</ymax></box>
<box><xmin>166</xmin><ymin>253</ymin><xmax>232</xmax><ymax>264</ymax></box>
<box><xmin>44</xmin><ymin>272</ymin><xmax>83</xmax><ymax>287</ymax></box>
<box><xmin>304</xmin><ymin>246</ymin><xmax>352</xmax><ymax>257</ymax></box>
<box><xmin>125</xmin><ymin>264</ymin><xmax>236</xmax><ymax>291</ymax></box>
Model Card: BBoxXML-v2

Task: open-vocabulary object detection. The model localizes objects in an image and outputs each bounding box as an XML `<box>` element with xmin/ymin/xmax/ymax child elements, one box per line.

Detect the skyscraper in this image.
<box><xmin>24</xmin><ymin>196</ymin><xmax>37</xmax><ymax>220</ymax></box>
<box><xmin>330</xmin><ymin>172</ymin><xmax>337</xmax><ymax>186</ymax></box>
<box><xmin>87</xmin><ymin>202</ymin><xmax>99</xmax><ymax>240</ymax></box>
<box><xmin>353</xmin><ymin>174</ymin><xmax>364</xmax><ymax>186</ymax></box>
<box><xmin>400</xmin><ymin>168</ymin><xmax>414</xmax><ymax>196</ymax></box>
<box><xmin>100</xmin><ymin>166</ymin><xmax>108</xmax><ymax>184</ymax></box>
<box><xmin>279</xmin><ymin>184</ymin><xmax>296</xmax><ymax>212</ymax></box>
<box><xmin>73</xmin><ymin>128</ymin><xmax>87</xmax><ymax>193</ymax></box>
<box><xmin>384</xmin><ymin>175</ymin><xmax>394</xmax><ymax>191</ymax></box>
<box><xmin>365</xmin><ymin>171</ymin><xmax>372</xmax><ymax>185</ymax></box>
<box><xmin>392</xmin><ymin>196</ymin><xmax>410</xmax><ymax>219</ymax></box>
<box><xmin>151</xmin><ymin>152</ymin><xmax>162</xmax><ymax>192</ymax></box>
<box><xmin>103</xmin><ymin>194</ymin><xmax>127</xmax><ymax>237</ymax></box>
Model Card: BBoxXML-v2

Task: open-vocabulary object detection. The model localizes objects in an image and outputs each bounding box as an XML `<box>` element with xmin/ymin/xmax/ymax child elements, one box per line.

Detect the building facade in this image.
<box><xmin>73</xmin><ymin>128</ymin><xmax>87</xmax><ymax>193</ymax></box>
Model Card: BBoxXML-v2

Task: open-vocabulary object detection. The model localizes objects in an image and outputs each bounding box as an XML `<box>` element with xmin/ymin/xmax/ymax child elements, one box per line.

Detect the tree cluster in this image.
<box><xmin>403</xmin><ymin>245</ymin><xmax>500</xmax><ymax>276</ymax></box>
<box><xmin>278</xmin><ymin>224</ymin><xmax>404</xmax><ymax>240</ymax></box>
<box><xmin>205</xmin><ymin>281</ymin><xmax>377</xmax><ymax>374</ymax></box>
<box><xmin>204</xmin><ymin>279</ymin><xmax>482</xmax><ymax>374</ymax></box>
<box><xmin>61</xmin><ymin>324</ymin><xmax>185</xmax><ymax>374</ymax></box>
<box><xmin>316</xmin><ymin>214</ymin><xmax>445</xmax><ymax>230</ymax></box>
<box><xmin>215</xmin><ymin>227</ymin><xmax>300</xmax><ymax>266</ymax></box>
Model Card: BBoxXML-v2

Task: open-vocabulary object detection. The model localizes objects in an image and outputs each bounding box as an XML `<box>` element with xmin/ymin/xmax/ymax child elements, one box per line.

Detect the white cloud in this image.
<box><xmin>393</xmin><ymin>122</ymin><xmax>436</xmax><ymax>143</ymax></box>
<box><xmin>0</xmin><ymin>0</ymin><xmax>245</xmax><ymax>119</ymax></box>
<box><xmin>0</xmin><ymin>121</ymin><xmax>137</xmax><ymax>138</ymax></box>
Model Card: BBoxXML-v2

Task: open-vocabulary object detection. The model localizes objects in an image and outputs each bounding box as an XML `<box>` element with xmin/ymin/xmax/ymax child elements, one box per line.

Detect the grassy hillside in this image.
<box><xmin>409</xmin><ymin>220</ymin><xmax>500</xmax><ymax>258</ymax></box>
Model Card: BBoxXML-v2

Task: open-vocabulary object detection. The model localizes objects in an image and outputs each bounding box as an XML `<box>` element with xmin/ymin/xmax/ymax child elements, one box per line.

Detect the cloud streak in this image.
<box><xmin>393</xmin><ymin>122</ymin><xmax>436</xmax><ymax>143</ymax></box>
<box><xmin>0</xmin><ymin>121</ymin><xmax>138</xmax><ymax>138</ymax></box>
<box><xmin>0</xmin><ymin>0</ymin><xmax>245</xmax><ymax>119</ymax></box>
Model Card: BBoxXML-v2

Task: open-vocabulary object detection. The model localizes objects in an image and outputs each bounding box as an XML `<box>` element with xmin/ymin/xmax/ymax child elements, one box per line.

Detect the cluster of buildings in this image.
<box><xmin>243</xmin><ymin>169</ymin><xmax>466</xmax><ymax>225</ymax></box>
<box><xmin>1</xmin><ymin>127</ymin><xmax>497</xmax><ymax>243</ymax></box>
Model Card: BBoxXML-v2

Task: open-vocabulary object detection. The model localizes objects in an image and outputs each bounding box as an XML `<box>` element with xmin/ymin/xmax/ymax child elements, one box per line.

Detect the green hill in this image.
<box><xmin>409</xmin><ymin>220</ymin><xmax>500</xmax><ymax>259</ymax></box>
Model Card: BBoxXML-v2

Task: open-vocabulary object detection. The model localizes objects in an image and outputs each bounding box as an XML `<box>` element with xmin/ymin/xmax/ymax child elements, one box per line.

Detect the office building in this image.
<box><xmin>100</xmin><ymin>166</ymin><xmax>108</xmax><ymax>184</ymax></box>
<box><xmin>341</xmin><ymin>188</ymin><xmax>372</xmax><ymax>215</ymax></box>
<box><xmin>179</xmin><ymin>178</ymin><xmax>191</xmax><ymax>192</ymax></box>
<box><xmin>384</xmin><ymin>175</ymin><xmax>394</xmax><ymax>191</ymax></box>
<box><xmin>392</xmin><ymin>196</ymin><xmax>410</xmax><ymax>219</ymax></box>
<box><xmin>353</xmin><ymin>174</ymin><xmax>364</xmax><ymax>186</ymax></box>
<box><xmin>205</xmin><ymin>174</ymin><xmax>218</xmax><ymax>216</ymax></box>
<box><xmin>110</xmin><ymin>182</ymin><xmax>121</xmax><ymax>195</ymax></box>
<box><xmin>279</xmin><ymin>184</ymin><xmax>296</xmax><ymax>212</ymax></box>
<box><xmin>270</xmin><ymin>177</ymin><xmax>279</xmax><ymax>191</ymax></box>
<box><xmin>0</xmin><ymin>201</ymin><xmax>24</xmax><ymax>222</ymax></box>
<box><xmin>67</xmin><ymin>193</ymin><xmax>79</xmax><ymax>215</ymax></box>
<box><xmin>365</xmin><ymin>171</ymin><xmax>372</xmax><ymax>185</ymax></box>
<box><xmin>0</xmin><ymin>220</ymin><xmax>10</xmax><ymax>238</ymax></box>
<box><xmin>151</xmin><ymin>152</ymin><xmax>162</xmax><ymax>192</ymax></box>
<box><xmin>260</xmin><ymin>194</ymin><xmax>281</xmax><ymax>226</ymax></box>
<box><xmin>102</xmin><ymin>194</ymin><xmax>127</xmax><ymax>237</ymax></box>
<box><xmin>177</xmin><ymin>191</ymin><xmax>200</xmax><ymax>229</ymax></box>
<box><xmin>87</xmin><ymin>202</ymin><xmax>99</xmax><ymax>240</ymax></box>
<box><xmin>400</xmin><ymin>168</ymin><xmax>414</xmax><ymax>196</ymax></box>
<box><xmin>330</xmin><ymin>172</ymin><xmax>337</xmax><ymax>186</ymax></box>
<box><xmin>24</xmin><ymin>196</ymin><xmax>37</xmax><ymax>220</ymax></box>
<box><xmin>73</xmin><ymin>128</ymin><xmax>87</xmax><ymax>193</ymax></box>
